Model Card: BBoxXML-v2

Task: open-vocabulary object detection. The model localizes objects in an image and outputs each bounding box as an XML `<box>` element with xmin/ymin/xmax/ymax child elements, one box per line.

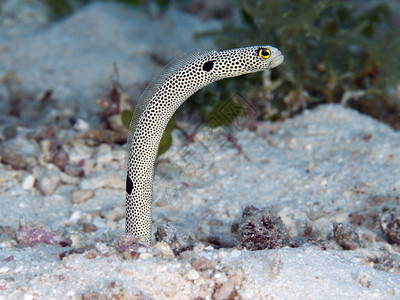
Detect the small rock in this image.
<box><xmin>116</xmin><ymin>233</ymin><xmax>148</xmax><ymax>257</ymax></box>
<box><xmin>40</xmin><ymin>140</ymin><xmax>52</xmax><ymax>161</ymax></box>
<box><xmin>108</xmin><ymin>114</ymin><xmax>127</xmax><ymax>133</ymax></box>
<box><xmin>238</xmin><ymin>206</ymin><xmax>288</xmax><ymax>251</ymax></box>
<box><xmin>0</xmin><ymin>146</ymin><xmax>29</xmax><ymax>169</ymax></box>
<box><xmin>153</xmin><ymin>241</ymin><xmax>175</xmax><ymax>259</ymax></box>
<box><xmin>22</xmin><ymin>174</ymin><xmax>35</xmax><ymax>190</ymax></box>
<box><xmin>191</xmin><ymin>256</ymin><xmax>215</xmax><ymax>271</ymax></box>
<box><xmin>139</xmin><ymin>253</ymin><xmax>153</xmax><ymax>260</ymax></box>
<box><xmin>116</xmin><ymin>234</ymin><xmax>137</xmax><ymax>253</ymax></box>
<box><xmin>35</xmin><ymin>168</ymin><xmax>61</xmax><ymax>195</ymax></box>
<box><xmin>332</xmin><ymin>222</ymin><xmax>361</xmax><ymax>250</ymax></box>
<box><xmin>203</xmin><ymin>245</ymin><xmax>214</xmax><ymax>251</ymax></box>
<box><xmin>380</xmin><ymin>209</ymin><xmax>400</xmax><ymax>244</ymax></box>
<box><xmin>0</xmin><ymin>266</ymin><xmax>10</xmax><ymax>274</ymax></box>
<box><xmin>155</xmin><ymin>223</ymin><xmax>192</xmax><ymax>256</ymax></box>
<box><xmin>187</xmin><ymin>269</ymin><xmax>200</xmax><ymax>280</ymax></box>
<box><xmin>69</xmin><ymin>234</ymin><xmax>85</xmax><ymax>248</ymax></box>
<box><xmin>40</xmin><ymin>140</ymin><xmax>70</xmax><ymax>170</ymax></box>
<box><xmin>17</xmin><ymin>219</ymin><xmax>72</xmax><ymax>247</ymax></box>
<box><xmin>68</xmin><ymin>140</ymin><xmax>94</xmax><ymax>162</ymax></box>
<box><xmin>64</xmin><ymin>164</ymin><xmax>85</xmax><ymax>178</ymax></box>
<box><xmin>82</xmin><ymin>223</ymin><xmax>97</xmax><ymax>233</ymax></box>
<box><xmin>80</xmin><ymin>173</ymin><xmax>124</xmax><ymax>190</ymax></box>
<box><xmin>214</xmin><ymin>272</ymin><xmax>227</xmax><ymax>284</ymax></box>
<box><xmin>94</xmin><ymin>144</ymin><xmax>113</xmax><ymax>165</ymax></box>
<box><xmin>121</xmin><ymin>249</ymin><xmax>140</xmax><ymax>260</ymax></box>
<box><xmin>52</xmin><ymin>147</ymin><xmax>69</xmax><ymax>171</ymax></box>
<box><xmin>82</xmin><ymin>128</ymin><xmax>125</xmax><ymax>146</ymax></box>
<box><xmin>2</xmin><ymin>256</ymin><xmax>14</xmax><ymax>262</ymax></box>
<box><xmin>212</xmin><ymin>270</ymin><xmax>242</xmax><ymax>300</ymax></box>
<box><xmin>60</xmin><ymin>172</ymin><xmax>80</xmax><ymax>185</ymax></box>
<box><xmin>71</xmin><ymin>190</ymin><xmax>95</xmax><ymax>204</ymax></box>
<box><xmin>58</xmin><ymin>274</ymin><xmax>66</xmax><ymax>281</ymax></box>
<box><xmin>74</xmin><ymin>119</ymin><xmax>90</xmax><ymax>132</ymax></box>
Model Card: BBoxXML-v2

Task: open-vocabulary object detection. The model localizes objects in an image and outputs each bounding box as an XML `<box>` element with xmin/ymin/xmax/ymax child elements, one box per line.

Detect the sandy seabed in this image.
<box><xmin>1</xmin><ymin>104</ymin><xmax>400</xmax><ymax>299</ymax></box>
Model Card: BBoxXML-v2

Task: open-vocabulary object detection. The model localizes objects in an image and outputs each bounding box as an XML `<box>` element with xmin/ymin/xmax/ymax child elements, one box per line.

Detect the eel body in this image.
<box><xmin>126</xmin><ymin>45</ymin><xmax>284</xmax><ymax>244</ymax></box>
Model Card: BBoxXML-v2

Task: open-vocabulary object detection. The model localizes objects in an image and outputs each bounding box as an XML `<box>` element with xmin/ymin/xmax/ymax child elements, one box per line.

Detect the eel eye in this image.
<box><xmin>258</xmin><ymin>48</ymin><xmax>271</xmax><ymax>59</ymax></box>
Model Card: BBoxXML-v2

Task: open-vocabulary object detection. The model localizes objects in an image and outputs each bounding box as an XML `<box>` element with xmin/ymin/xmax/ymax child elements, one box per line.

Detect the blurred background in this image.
<box><xmin>0</xmin><ymin>0</ymin><xmax>399</xmax><ymax>150</ymax></box>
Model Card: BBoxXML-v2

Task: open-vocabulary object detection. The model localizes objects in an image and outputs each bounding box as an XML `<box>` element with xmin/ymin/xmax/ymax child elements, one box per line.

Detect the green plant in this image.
<box><xmin>124</xmin><ymin>0</ymin><xmax>400</xmax><ymax>158</ymax></box>
<box><xmin>199</xmin><ymin>0</ymin><xmax>400</xmax><ymax>128</ymax></box>
<box><xmin>44</xmin><ymin>0</ymin><xmax>73</xmax><ymax>19</ymax></box>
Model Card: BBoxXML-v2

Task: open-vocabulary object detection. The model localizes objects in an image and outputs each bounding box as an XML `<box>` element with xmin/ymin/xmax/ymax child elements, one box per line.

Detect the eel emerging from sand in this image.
<box><xmin>126</xmin><ymin>45</ymin><xmax>284</xmax><ymax>244</ymax></box>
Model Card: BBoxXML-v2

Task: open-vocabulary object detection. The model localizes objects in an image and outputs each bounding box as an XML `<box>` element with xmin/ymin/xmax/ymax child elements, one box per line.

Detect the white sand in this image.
<box><xmin>1</xmin><ymin>104</ymin><xmax>400</xmax><ymax>299</ymax></box>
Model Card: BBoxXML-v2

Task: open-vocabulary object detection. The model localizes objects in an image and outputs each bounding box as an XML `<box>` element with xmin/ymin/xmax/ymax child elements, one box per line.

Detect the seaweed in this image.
<box><xmin>44</xmin><ymin>0</ymin><xmax>73</xmax><ymax>19</ymax></box>
<box><xmin>198</xmin><ymin>0</ymin><xmax>400</xmax><ymax>128</ymax></box>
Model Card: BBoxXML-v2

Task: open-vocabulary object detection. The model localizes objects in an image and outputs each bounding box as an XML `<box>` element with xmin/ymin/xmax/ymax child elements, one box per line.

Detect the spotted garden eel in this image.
<box><xmin>126</xmin><ymin>45</ymin><xmax>284</xmax><ymax>244</ymax></box>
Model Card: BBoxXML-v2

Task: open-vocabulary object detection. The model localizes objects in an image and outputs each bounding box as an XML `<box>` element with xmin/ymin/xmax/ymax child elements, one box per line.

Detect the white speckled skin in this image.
<box><xmin>126</xmin><ymin>45</ymin><xmax>284</xmax><ymax>244</ymax></box>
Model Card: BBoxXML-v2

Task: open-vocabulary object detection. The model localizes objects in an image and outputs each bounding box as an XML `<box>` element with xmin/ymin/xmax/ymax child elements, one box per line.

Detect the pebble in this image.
<box><xmin>94</xmin><ymin>144</ymin><xmax>113</xmax><ymax>165</ymax></box>
<box><xmin>80</xmin><ymin>173</ymin><xmax>124</xmax><ymax>190</ymax></box>
<box><xmin>39</xmin><ymin>140</ymin><xmax>52</xmax><ymax>162</ymax></box>
<box><xmin>153</xmin><ymin>241</ymin><xmax>175</xmax><ymax>259</ymax></box>
<box><xmin>35</xmin><ymin>168</ymin><xmax>61</xmax><ymax>195</ymax></box>
<box><xmin>380</xmin><ymin>209</ymin><xmax>400</xmax><ymax>244</ymax></box>
<box><xmin>0</xmin><ymin>146</ymin><xmax>28</xmax><ymax>169</ymax></box>
<box><xmin>0</xmin><ymin>266</ymin><xmax>10</xmax><ymax>274</ymax></box>
<box><xmin>187</xmin><ymin>269</ymin><xmax>200</xmax><ymax>280</ymax></box>
<box><xmin>82</xmin><ymin>222</ymin><xmax>97</xmax><ymax>233</ymax></box>
<box><xmin>139</xmin><ymin>253</ymin><xmax>152</xmax><ymax>260</ymax></box>
<box><xmin>191</xmin><ymin>256</ymin><xmax>215</xmax><ymax>271</ymax></box>
<box><xmin>333</xmin><ymin>222</ymin><xmax>361</xmax><ymax>250</ymax></box>
<box><xmin>74</xmin><ymin>119</ymin><xmax>90</xmax><ymax>132</ymax></box>
<box><xmin>68</xmin><ymin>141</ymin><xmax>93</xmax><ymax>163</ymax></box>
<box><xmin>108</xmin><ymin>114</ymin><xmax>127</xmax><ymax>133</ymax></box>
<box><xmin>213</xmin><ymin>271</ymin><xmax>242</xmax><ymax>300</ymax></box>
<box><xmin>69</xmin><ymin>234</ymin><xmax>85</xmax><ymax>248</ymax></box>
<box><xmin>69</xmin><ymin>211</ymin><xmax>85</xmax><ymax>224</ymax></box>
<box><xmin>71</xmin><ymin>189</ymin><xmax>95</xmax><ymax>204</ymax></box>
<box><xmin>22</xmin><ymin>174</ymin><xmax>35</xmax><ymax>190</ymax></box>
<box><xmin>60</xmin><ymin>172</ymin><xmax>80</xmax><ymax>185</ymax></box>
<box><xmin>116</xmin><ymin>234</ymin><xmax>138</xmax><ymax>253</ymax></box>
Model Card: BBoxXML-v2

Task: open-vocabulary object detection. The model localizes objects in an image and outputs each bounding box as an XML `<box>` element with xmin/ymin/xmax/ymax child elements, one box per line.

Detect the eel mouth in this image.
<box><xmin>269</xmin><ymin>54</ymin><xmax>285</xmax><ymax>69</ymax></box>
